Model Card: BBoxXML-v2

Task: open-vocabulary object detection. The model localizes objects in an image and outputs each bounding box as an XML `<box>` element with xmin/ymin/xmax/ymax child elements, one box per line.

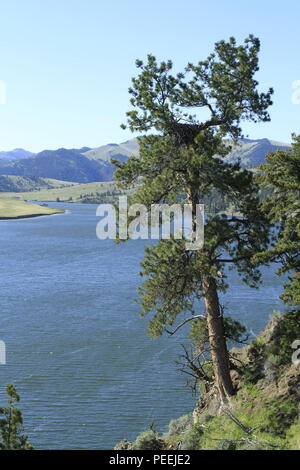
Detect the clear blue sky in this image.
<box><xmin>0</xmin><ymin>0</ymin><xmax>299</xmax><ymax>152</ymax></box>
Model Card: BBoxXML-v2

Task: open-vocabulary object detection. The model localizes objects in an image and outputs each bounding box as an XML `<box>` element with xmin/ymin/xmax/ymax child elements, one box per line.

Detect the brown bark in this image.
<box><xmin>187</xmin><ymin>186</ymin><xmax>234</xmax><ymax>402</ymax></box>
<box><xmin>202</xmin><ymin>275</ymin><xmax>235</xmax><ymax>402</ymax></box>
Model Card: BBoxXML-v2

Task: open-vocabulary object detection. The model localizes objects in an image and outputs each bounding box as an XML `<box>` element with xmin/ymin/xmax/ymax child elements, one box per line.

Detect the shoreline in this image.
<box><xmin>0</xmin><ymin>210</ymin><xmax>66</xmax><ymax>221</ymax></box>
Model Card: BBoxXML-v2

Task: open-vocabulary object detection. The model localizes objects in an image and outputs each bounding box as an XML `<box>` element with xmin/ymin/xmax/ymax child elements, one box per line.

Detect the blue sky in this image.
<box><xmin>0</xmin><ymin>0</ymin><xmax>299</xmax><ymax>152</ymax></box>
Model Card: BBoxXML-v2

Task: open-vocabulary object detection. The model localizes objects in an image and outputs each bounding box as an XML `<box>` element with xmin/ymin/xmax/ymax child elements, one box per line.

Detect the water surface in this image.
<box><xmin>0</xmin><ymin>203</ymin><xmax>285</xmax><ymax>449</ymax></box>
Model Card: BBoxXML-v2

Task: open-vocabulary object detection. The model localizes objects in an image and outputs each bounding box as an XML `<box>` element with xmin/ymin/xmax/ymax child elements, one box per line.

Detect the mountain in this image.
<box><xmin>0</xmin><ymin>148</ymin><xmax>35</xmax><ymax>161</ymax></box>
<box><xmin>0</xmin><ymin>138</ymin><xmax>291</xmax><ymax>184</ymax></box>
<box><xmin>84</xmin><ymin>137</ymin><xmax>290</xmax><ymax>168</ymax></box>
<box><xmin>0</xmin><ymin>148</ymin><xmax>115</xmax><ymax>183</ymax></box>
<box><xmin>224</xmin><ymin>138</ymin><xmax>291</xmax><ymax>167</ymax></box>
<box><xmin>83</xmin><ymin>138</ymin><xmax>139</xmax><ymax>162</ymax></box>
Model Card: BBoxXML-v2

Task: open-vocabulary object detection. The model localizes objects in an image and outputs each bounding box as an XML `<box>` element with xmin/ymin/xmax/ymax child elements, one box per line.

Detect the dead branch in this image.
<box><xmin>165</xmin><ymin>315</ymin><xmax>205</xmax><ymax>336</ymax></box>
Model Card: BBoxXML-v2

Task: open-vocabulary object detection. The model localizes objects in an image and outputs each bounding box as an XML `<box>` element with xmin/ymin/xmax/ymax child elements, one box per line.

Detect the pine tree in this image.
<box><xmin>255</xmin><ymin>134</ymin><xmax>300</xmax><ymax>306</ymax></box>
<box><xmin>115</xmin><ymin>35</ymin><xmax>273</xmax><ymax>403</ymax></box>
<box><xmin>0</xmin><ymin>385</ymin><xmax>33</xmax><ymax>450</ymax></box>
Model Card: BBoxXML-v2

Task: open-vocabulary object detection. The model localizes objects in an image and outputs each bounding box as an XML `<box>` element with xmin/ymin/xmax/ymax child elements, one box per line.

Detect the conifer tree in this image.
<box><xmin>255</xmin><ymin>134</ymin><xmax>300</xmax><ymax>306</ymax></box>
<box><xmin>115</xmin><ymin>35</ymin><xmax>273</xmax><ymax>402</ymax></box>
<box><xmin>0</xmin><ymin>385</ymin><xmax>33</xmax><ymax>450</ymax></box>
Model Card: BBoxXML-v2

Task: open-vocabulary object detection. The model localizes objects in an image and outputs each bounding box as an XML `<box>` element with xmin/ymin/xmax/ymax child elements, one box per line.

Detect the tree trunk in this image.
<box><xmin>202</xmin><ymin>275</ymin><xmax>234</xmax><ymax>402</ymax></box>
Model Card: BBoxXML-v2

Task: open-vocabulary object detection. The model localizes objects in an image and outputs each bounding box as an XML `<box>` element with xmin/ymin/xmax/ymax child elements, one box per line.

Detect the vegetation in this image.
<box><xmin>264</xmin><ymin>310</ymin><xmax>300</xmax><ymax>369</ymax></box>
<box><xmin>114</xmin><ymin>130</ymin><xmax>300</xmax><ymax>449</ymax></box>
<box><xmin>0</xmin><ymin>198</ymin><xmax>64</xmax><ymax>219</ymax></box>
<box><xmin>0</xmin><ymin>139</ymin><xmax>290</xmax><ymax>196</ymax></box>
<box><xmin>0</xmin><ymin>181</ymin><xmax>132</xmax><ymax>204</ymax></box>
<box><xmin>115</xmin><ymin>35</ymin><xmax>273</xmax><ymax>403</ymax></box>
<box><xmin>255</xmin><ymin>134</ymin><xmax>300</xmax><ymax>306</ymax></box>
<box><xmin>0</xmin><ymin>385</ymin><xmax>33</xmax><ymax>450</ymax></box>
<box><xmin>0</xmin><ymin>175</ymin><xmax>77</xmax><ymax>193</ymax></box>
<box><xmin>0</xmin><ymin>30</ymin><xmax>298</xmax><ymax>452</ymax></box>
<box><xmin>0</xmin><ymin>147</ymin><xmax>116</xmax><ymax>183</ymax></box>
<box><xmin>115</xmin><ymin>310</ymin><xmax>300</xmax><ymax>450</ymax></box>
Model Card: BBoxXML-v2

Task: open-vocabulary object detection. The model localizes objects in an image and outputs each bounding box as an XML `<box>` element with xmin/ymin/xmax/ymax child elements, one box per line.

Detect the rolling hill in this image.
<box><xmin>0</xmin><ymin>137</ymin><xmax>291</xmax><ymax>185</ymax></box>
<box><xmin>0</xmin><ymin>148</ymin><xmax>35</xmax><ymax>161</ymax></box>
<box><xmin>224</xmin><ymin>138</ymin><xmax>291</xmax><ymax>167</ymax></box>
<box><xmin>0</xmin><ymin>175</ymin><xmax>78</xmax><ymax>192</ymax></box>
<box><xmin>83</xmin><ymin>137</ymin><xmax>291</xmax><ymax>168</ymax></box>
<box><xmin>83</xmin><ymin>138</ymin><xmax>139</xmax><ymax>162</ymax></box>
<box><xmin>0</xmin><ymin>148</ymin><xmax>111</xmax><ymax>183</ymax></box>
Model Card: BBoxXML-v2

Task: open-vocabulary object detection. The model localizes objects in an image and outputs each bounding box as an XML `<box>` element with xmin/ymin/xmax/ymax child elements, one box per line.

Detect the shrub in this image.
<box><xmin>132</xmin><ymin>430</ymin><xmax>165</xmax><ymax>450</ymax></box>
<box><xmin>266</xmin><ymin>310</ymin><xmax>300</xmax><ymax>368</ymax></box>
<box><xmin>0</xmin><ymin>385</ymin><xmax>33</xmax><ymax>450</ymax></box>
<box><xmin>167</xmin><ymin>414</ymin><xmax>193</xmax><ymax>436</ymax></box>
<box><xmin>180</xmin><ymin>425</ymin><xmax>204</xmax><ymax>450</ymax></box>
<box><xmin>264</xmin><ymin>399</ymin><xmax>300</xmax><ymax>437</ymax></box>
<box><xmin>114</xmin><ymin>439</ymin><xmax>132</xmax><ymax>450</ymax></box>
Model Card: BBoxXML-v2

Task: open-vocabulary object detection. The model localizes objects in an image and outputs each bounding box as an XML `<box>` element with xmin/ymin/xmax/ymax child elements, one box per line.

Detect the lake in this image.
<box><xmin>0</xmin><ymin>203</ymin><xmax>285</xmax><ymax>449</ymax></box>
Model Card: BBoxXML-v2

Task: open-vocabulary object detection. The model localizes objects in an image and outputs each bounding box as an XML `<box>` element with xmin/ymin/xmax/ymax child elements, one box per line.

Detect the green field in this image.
<box><xmin>41</xmin><ymin>178</ymin><xmax>80</xmax><ymax>188</ymax></box>
<box><xmin>0</xmin><ymin>181</ymin><xmax>130</xmax><ymax>203</ymax></box>
<box><xmin>0</xmin><ymin>198</ymin><xmax>65</xmax><ymax>219</ymax></box>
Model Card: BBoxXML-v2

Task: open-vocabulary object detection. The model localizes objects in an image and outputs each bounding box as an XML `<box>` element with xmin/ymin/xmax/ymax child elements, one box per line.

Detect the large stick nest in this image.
<box><xmin>166</xmin><ymin>121</ymin><xmax>202</xmax><ymax>145</ymax></box>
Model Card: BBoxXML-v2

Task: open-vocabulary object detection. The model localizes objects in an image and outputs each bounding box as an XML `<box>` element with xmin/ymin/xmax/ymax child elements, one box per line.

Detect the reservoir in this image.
<box><xmin>0</xmin><ymin>203</ymin><xmax>285</xmax><ymax>449</ymax></box>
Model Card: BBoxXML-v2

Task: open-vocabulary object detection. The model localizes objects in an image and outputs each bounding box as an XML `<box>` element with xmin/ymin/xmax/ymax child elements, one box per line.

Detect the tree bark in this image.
<box><xmin>187</xmin><ymin>186</ymin><xmax>234</xmax><ymax>402</ymax></box>
<box><xmin>202</xmin><ymin>275</ymin><xmax>235</xmax><ymax>402</ymax></box>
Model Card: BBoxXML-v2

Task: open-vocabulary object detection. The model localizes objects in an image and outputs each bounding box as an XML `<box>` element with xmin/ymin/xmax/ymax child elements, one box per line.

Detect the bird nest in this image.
<box><xmin>167</xmin><ymin>121</ymin><xmax>202</xmax><ymax>145</ymax></box>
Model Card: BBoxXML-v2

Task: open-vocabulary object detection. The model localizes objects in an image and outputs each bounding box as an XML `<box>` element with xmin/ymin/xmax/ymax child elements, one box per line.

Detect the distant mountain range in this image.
<box><xmin>0</xmin><ymin>148</ymin><xmax>35</xmax><ymax>161</ymax></box>
<box><xmin>84</xmin><ymin>139</ymin><xmax>139</xmax><ymax>162</ymax></box>
<box><xmin>224</xmin><ymin>138</ymin><xmax>291</xmax><ymax>167</ymax></box>
<box><xmin>0</xmin><ymin>137</ymin><xmax>291</xmax><ymax>184</ymax></box>
<box><xmin>0</xmin><ymin>148</ymin><xmax>110</xmax><ymax>183</ymax></box>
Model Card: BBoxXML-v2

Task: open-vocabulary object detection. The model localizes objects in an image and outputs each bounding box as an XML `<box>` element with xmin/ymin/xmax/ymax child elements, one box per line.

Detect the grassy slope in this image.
<box><xmin>0</xmin><ymin>198</ymin><xmax>64</xmax><ymax>219</ymax></box>
<box><xmin>0</xmin><ymin>175</ymin><xmax>80</xmax><ymax>192</ymax></box>
<box><xmin>115</xmin><ymin>311</ymin><xmax>300</xmax><ymax>451</ymax></box>
<box><xmin>0</xmin><ymin>181</ymin><xmax>122</xmax><ymax>202</ymax></box>
<box><xmin>41</xmin><ymin>178</ymin><xmax>79</xmax><ymax>188</ymax></box>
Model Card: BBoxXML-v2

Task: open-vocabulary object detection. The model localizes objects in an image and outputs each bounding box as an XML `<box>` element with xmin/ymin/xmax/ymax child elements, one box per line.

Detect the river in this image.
<box><xmin>0</xmin><ymin>203</ymin><xmax>285</xmax><ymax>449</ymax></box>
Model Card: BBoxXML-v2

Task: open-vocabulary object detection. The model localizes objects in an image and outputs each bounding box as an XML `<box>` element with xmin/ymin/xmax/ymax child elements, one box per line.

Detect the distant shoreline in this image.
<box><xmin>0</xmin><ymin>210</ymin><xmax>65</xmax><ymax>221</ymax></box>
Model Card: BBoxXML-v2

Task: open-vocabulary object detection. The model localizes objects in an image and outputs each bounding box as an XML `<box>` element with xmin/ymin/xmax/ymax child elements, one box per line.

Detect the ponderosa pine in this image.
<box><xmin>115</xmin><ymin>35</ymin><xmax>273</xmax><ymax>403</ymax></box>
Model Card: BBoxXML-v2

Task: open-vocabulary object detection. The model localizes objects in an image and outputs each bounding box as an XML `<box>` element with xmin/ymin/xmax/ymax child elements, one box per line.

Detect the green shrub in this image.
<box><xmin>167</xmin><ymin>414</ymin><xmax>193</xmax><ymax>436</ymax></box>
<box><xmin>0</xmin><ymin>385</ymin><xmax>33</xmax><ymax>450</ymax></box>
<box><xmin>266</xmin><ymin>310</ymin><xmax>300</xmax><ymax>368</ymax></box>
<box><xmin>114</xmin><ymin>439</ymin><xmax>132</xmax><ymax>450</ymax></box>
<box><xmin>240</xmin><ymin>341</ymin><xmax>266</xmax><ymax>384</ymax></box>
<box><xmin>132</xmin><ymin>430</ymin><xmax>165</xmax><ymax>450</ymax></box>
<box><xmin>264</xmin><ymin>399</ymin><xmax>300</xmax><ymax>437</ymax></box>
<box><xmin>180</xmin><ymin>425</ymin><xmax>204</xmax><ymax>450</ymax></box>
<box><xmin>285</xmin><ymin>420</ymin><xmax>300</xmax><ymax>450</ymax></box>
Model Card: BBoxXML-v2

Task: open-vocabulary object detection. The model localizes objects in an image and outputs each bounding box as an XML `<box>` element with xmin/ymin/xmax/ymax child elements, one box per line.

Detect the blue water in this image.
<box><xmin>0</xmin><ymin>203</ymin><xmax>285</xmax><ymax>449</ymax></box>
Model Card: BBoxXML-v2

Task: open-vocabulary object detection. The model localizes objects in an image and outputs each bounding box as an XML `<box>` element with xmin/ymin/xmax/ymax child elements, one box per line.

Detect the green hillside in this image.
<box><xmin>0</xmin><ymin>198</ymin><xmax>64</xmax><ymax>219</ymax></box>
<box><xmin>0</xmin><ymin>148</ymin><xmax>113</xmax><ymax>183</ymax></box>
<box><xmin>0</xmin><ymin>175</ymin><xmax>78</xmax><ymax>192</ymax></box>
<box><xmin>115</xmin><ymin>312</ymin><xmax>300</xmax><ymax>450</ymax></box>
<box><xmin>0</xmin><ymin>181</ymin><xmax>128</xmax><ymax>203</ymax></box>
